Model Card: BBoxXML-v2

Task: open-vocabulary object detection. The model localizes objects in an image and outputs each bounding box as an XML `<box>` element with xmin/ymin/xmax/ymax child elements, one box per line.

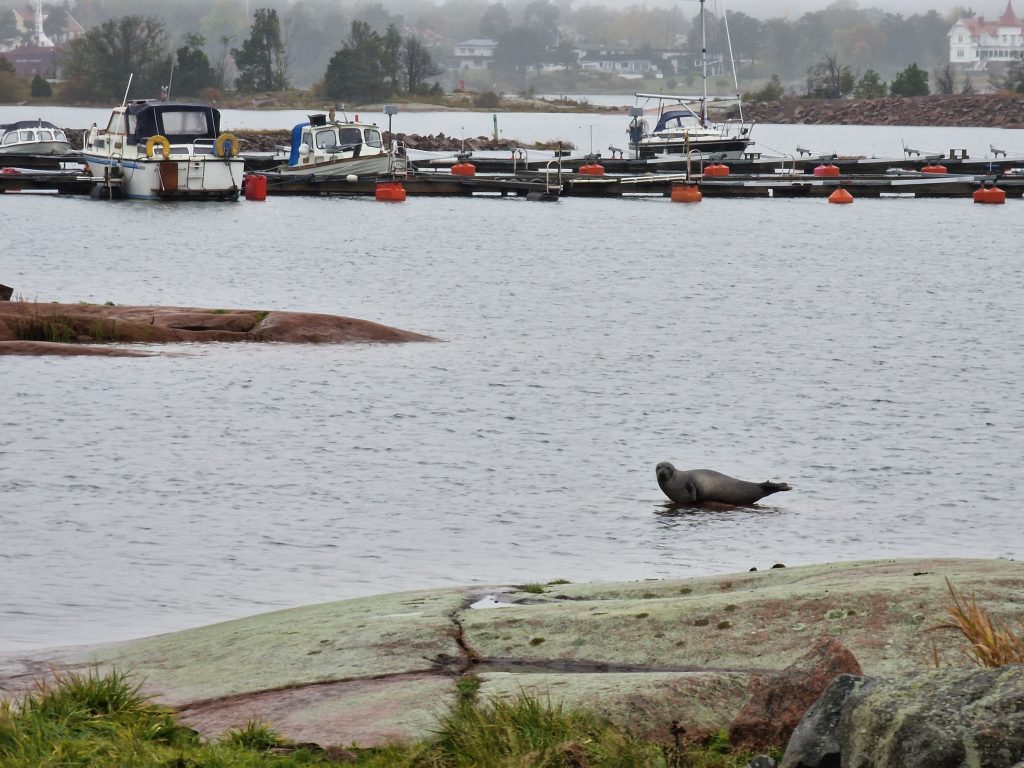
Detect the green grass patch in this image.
<box><xmin>516</xmin><ymin>583</ymin><xmax>546</xmax><ymax>594</ymax></box>
<box><xmin>1</xmin><ymin>669</ymin><xmax>779</xmax><ymax>768</ymax></box>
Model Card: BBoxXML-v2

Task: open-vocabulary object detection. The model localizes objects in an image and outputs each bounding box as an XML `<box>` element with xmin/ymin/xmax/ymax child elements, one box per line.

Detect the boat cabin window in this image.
<box><xmin>19</xmin><ymin>130</ymin><xmax>34</xmax><ymax>142</ymax></box>
<box><xmin>55</xmin><ymin>130</ymin><xmax>67</xmax><ymax>142</ymax></box>
<box><xmin>106</xmin><ymin>112</ymin><xmax>126</xmax><ymax>135</ymax></box>
<box><xmin>3</xmin><ymin>132</ymin><xmax>18</xmax><ymax>145</ymax></box>
<box><xmin>159</xmin><ymin>110</ymin><xmax>210</xmax><ymax>136</ymax></box>
<box><xmin>315</xmin><ymin>129</ymin><xmax>337</xmax><ymax>150</ymax></box>
<box><xmin>364</xmin><ymin>128</ymin><xmax>382</xmax><ymax>148</ymax></box>
<box><xmin>38</xmin><ymin>129</ymin><xmax>53</xmax><ymax>140</ymax></box>
<box><xmin>339</xmin><ymin>127</ymin><xmax>361</xmax><ymax>149</ymax></box>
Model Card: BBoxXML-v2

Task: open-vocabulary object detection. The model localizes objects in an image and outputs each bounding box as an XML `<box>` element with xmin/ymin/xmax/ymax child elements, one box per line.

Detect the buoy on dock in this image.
<box><xmin>828</xmin><ymin>187</ymin><xmax>854</xmax><ymax>204</ymax></box>
<box><xmin>375</xmin><ymin>181</ymin><xmax>406</xmax><ymax>202</ymax></box>
<box><xmin>451</xmin><ymin>161</ymin><xmax>476</xmax><ymax>176</ymax></box>
<box><xmin>704</xmin><ymin>163</ymin><xmax>730</xmax><ymax>177</ymax></box>
<box><xmin>243</xmin><ymin>173</ymin><xmax>267</xmax><ymax>201</ymax></box>
<box><xmin>670</xmin><ymin>183</ymin><xmax>702</xmax><ymax>203</ymax></box>
<box><xmin>972</xmin><ymin>185</ymin><xmax>1006</xmax><ymax>204</ymax></box>
<box><xmin>578</xmin><ymin>153</ymin><xmax>605</xmax><ymax>176</ymax></box>
<box><xmin>922</xmin><ymin>163</ymin><xmax>948</xmax><ymax>174</ymax></box>
<box><xmin>813</xmin><ymin>163</ymin><xmax>840</xmax><ymax>177</ymax></box>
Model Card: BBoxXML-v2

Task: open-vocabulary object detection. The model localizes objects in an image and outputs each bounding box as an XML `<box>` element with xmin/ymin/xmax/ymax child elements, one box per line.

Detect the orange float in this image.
<box><xmin>670</xmin><ymin>183</ymin><xmax>702</xmax><ymax>203</ymax></box>
<box><xmin>828</xmin><ymin>188</ymin><xmax>854</xmax><ymax>204</ymax></box>
<box><xmin>375</xmin><ymin>181</ymin><xmax>406</xmax><ymax>202</ymax></box>
<box><xmin>813</xmin><ymin>164</ymin><xmax>840</xmax><ymax>177</ymax></box>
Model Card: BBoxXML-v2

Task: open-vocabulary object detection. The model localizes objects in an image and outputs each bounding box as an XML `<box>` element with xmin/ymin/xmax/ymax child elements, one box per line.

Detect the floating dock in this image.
<box><xmin>2</xmin><ymin>152</ymin><xmax>1021</xmax><ymax>200</ymax></box>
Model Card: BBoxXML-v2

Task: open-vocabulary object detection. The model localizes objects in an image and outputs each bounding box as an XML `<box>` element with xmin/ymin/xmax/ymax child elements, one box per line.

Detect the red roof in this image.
<box><xmin>958</xmin><ymin>3</ymin><xmax>1022</xmax><ymax>37</ymax></box>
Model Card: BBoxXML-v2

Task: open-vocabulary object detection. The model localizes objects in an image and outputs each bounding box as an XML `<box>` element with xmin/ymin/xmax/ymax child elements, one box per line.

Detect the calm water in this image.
<box><xmin>1</xmin><ymin>121</ymin><xmax>1023</xmax><ymax>653</ymax></box>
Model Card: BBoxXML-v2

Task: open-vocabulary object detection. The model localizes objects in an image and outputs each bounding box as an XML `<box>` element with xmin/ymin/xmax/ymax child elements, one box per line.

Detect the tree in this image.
<box><xmin>990</xmin><ymin>59</ymin><xmax>1024</xmax><ymax>93</ymax></box>
<box><xmin>854</xmin><ymin>69</ymin><xmax>887</xmax><ymax>98</ymax></box>
<box><xmin>174</xmin><ymin>32</ymin><xmax>214</xmax><ymax>96</ymax></box>
<box><xmin>214</xmin><ymin>34</ymin><xmax>234</xmax><ymax>91</ymax></box>
<box><xmin>934</xmin><ymin>63</ymin><xmax>956</xmax><ymax>95</ymax></box>
<box><xmin>493</xmin><ymin>25</ymin><xmax>549</xmax><ymax>75</ymax></box>
<box><xmin>745</xmin><ymin>73</ymin><xmax>784</xmax><ymax>102</ymax></box>
<box><xmin>401</xmin><ymin>34</ymin><xmax>441</xmax><ymax>93</ymax></box>
<box><xmin>43</xmin><ymin>3</ymin><xmax>70</xmax><ymax>41</ymax></box>
<box><xmin>890</xmin><ymin>62</ymin><xmax>929</xmax><ymax>97</ymax></box>
<box><xmin>381</xmin><ymin>23</ymin><xmax>402</xmax><ymax>89</ymax></box>
<box><xmin>0</xmin><ymin>10</ymin><xmax>21</xmax><ymax>46</ymax></box>
<box><xmin>63</xmin><ymin>16</ymin><xmax>170</xmax><ymax>103</ymax></box>
<box><xmin>806</xmin><ymin>54</ymin><xmax>855</xmax><ymax>98</ymax></box>
<box><xmin>31</xmin><ymin>73</ymin><xmax>52</xmax><ymax>97</ymax></box>
<box><xmin>480</xmin><ymin>3</ymin><xmax>510</xmax><ymax>38</ymax></box>
<box><xmin>0</xmin><ymin>55</ymin><xmax>25</xmax><ymax>102</ymax></box>
<box><xmin>232</xmin><ymin>8</ymin><xmax>287</xmax><ymax>92</ymax></box>
<box><xmin>321</xmin><ymin>20</ymin><xmax>388</xmax><ymax>102</ymax></box>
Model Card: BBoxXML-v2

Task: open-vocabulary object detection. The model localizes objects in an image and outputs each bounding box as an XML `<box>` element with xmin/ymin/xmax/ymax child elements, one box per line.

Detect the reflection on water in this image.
<box><xmin>1</xmin><ymin>165</ymin><xmax>1023</xmax><ymax>652</ymax></box>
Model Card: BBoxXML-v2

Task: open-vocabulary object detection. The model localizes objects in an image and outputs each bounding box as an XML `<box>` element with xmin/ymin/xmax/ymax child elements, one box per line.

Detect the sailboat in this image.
<box><xmin>627</xmin><ymin>0</ymin><xmax>754</xmax><ymax>160</ymax></box>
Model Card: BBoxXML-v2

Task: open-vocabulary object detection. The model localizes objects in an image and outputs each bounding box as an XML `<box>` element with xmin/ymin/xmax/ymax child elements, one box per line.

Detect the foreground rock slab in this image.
<box><xmin>0</xmin><ymin>301</ymin><xmax>436</xmax><ymax>355</ymax></box>
<box><xmin>1</xmin><ymin>558</ymin><xmax>1020</xmax><ymax>750</ymax></box>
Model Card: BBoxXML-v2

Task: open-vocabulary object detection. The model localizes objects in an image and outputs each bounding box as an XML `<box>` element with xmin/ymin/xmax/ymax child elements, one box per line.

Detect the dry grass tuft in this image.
<box><xmin>936</xmin><ymin>578</ymin><xmax>1024</xmax><ymax>668</ymax></box>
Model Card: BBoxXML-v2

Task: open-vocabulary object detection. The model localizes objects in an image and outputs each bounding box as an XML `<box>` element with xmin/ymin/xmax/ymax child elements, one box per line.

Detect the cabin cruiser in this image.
<box><xmin>82</xmin><ymin>99</ymin><xmax>244</xmax><ymax>200</ymax></box>
<box><xmin>273</xmin><ymin>111</ymin><xmax>407</xmax><ymax>178</ymax></box>
<box><xmin>628</xmin><ymin>95</ymin><xmax>753</xmax><ymax>160</ymax></box>
<box><xmin>0</xmin><ymin>120</ymin><xmax>72</xmax><ymax>155</ymax></box>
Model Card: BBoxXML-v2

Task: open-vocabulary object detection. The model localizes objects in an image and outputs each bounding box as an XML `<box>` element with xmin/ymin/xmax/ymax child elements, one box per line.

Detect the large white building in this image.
<box><xmin>949</xmin><ymin>1</ymin><xmax>1024</xmax><ymax>68</ymax></box>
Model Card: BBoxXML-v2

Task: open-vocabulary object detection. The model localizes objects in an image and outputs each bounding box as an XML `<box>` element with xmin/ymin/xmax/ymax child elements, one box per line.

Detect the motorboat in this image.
<box><xmin>627</xmin><ymin>0</ymin><xmax>754</xmax><ymax>160</ymax></box>
<box><xmin>82</xmin><ymin>99</ymin><xmax>244</xmax><ymax>200</ymax></box>
<box><xmin>272</xmin><ymin>110</ymin><xmax>407</xmax><ymax>178</ymax></box>
<box><xmin>628</xmin><ymin>95</ymin><xmax>753</xmax><ymax>159</ymax></box>
<box><xmin>0</xmin><ymin>119</ymin><xmax>72</xmax><ymax>155</ymax></box>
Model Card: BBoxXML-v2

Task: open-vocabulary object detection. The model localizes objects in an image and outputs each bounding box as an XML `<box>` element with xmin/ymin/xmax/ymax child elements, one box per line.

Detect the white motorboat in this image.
<box><xmin>0</xmin><ymin>120</ymin><xmax>72</xmax><ymax>155</ymax></box>
<box><xmin>627</xmin><ymin>0</ymin><xmax>754</xmax><ymax>160</ymax></box>
<box><xmin>82</xmin><ymin>99</ymin><xmax>244</xmax><ymax>200</ymax></box>
<box><xmin>272</xmin><ymin>110</ymin><xmax>407</xmax><ymax>178</ymax></box>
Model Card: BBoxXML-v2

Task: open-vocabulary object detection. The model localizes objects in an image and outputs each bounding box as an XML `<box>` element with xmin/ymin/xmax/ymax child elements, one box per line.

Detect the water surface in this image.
<box><xmin>1</xmin><ymin>127</ymin><xmax>1022</xmax><ymax>652</ymax></box>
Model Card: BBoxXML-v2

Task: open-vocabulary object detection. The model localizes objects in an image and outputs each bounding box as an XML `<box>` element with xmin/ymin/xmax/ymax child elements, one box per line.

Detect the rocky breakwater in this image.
<box><xmin>737</xmin><ymin>93</ymin><xmax>1024</xmax><ymax>128</ymax></box>
<box><xmin>2</xmin><ymin>558</ymin><xmax>1022</xmax><ymax>761</ymax></box>
<box><xmin>0</xmin><ymin>299</ymin><xmax>436</xmax><ymax>356</ymax></box>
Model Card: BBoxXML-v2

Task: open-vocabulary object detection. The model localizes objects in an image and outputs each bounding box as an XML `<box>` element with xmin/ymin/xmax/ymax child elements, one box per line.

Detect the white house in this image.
<box><xmin>453</xmin><ymin>39</ymin><xmax>497</xmax><ymax>70</ymax></box>
<box><xmin>580</xmin><ymin>49</ymin><xmax>657</xmax><ymax>78</ymax></box>
<box><xmin>949</xmin><ymin>1</ymin><xmax>1024</xmax><ymax>68</ymax></box>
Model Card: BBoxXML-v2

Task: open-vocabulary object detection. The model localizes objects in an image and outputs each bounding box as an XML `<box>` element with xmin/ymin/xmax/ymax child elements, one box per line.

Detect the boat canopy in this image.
<box><xmin>122</xmin><ymin>101</ymin><xmax>222</xmax><ymax>143</ymax></box>
<box><xmin>0</xmin><ymin>119</ymin><xmax>64</xmax><ymax>133</ymax></box>
<box><xmin>653</xmin><ymin>108</ymin><xmax>704</xmax><ymax>132</ymax></box>
<box><xmin>287</xmin><ymin>117</ymin><xmax>382</xmax><ymax>167</ymax></box>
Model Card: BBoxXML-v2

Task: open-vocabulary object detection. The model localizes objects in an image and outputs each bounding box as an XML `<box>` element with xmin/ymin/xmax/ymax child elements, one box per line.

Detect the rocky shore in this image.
<box><xmin>58</xmin><ymin>128</ymin><xmax>573</xmax><ymax>154</ymax></box>
<box><xmin>0</xmin><ymin>299</ymin><xmax>435</xmax><ymax>356</ymax></box>
<box><xmin>2</xmin><ymin>558</ymin><xmax>1022</xmax><ymax>765</ymax></box>
<box><xmin>737</xmin><ymin>93</ymin><xmax>1024</xmax><ymax>128</ymax></box>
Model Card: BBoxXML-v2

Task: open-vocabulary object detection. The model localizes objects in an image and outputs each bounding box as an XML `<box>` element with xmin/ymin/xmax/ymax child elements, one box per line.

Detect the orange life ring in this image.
<box><xmin>215</xmin><ymin>132</ymin><xmax>239</xmax><ymax>157</ymax></box>
<box><xmin>145</xmin><ymin>134</ymin><xmax>171</xmax><ymax>159</ymax></box>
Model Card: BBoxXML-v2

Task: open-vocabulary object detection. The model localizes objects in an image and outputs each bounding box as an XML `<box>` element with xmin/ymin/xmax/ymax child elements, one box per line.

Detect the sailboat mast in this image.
<box><xmin>720</xmin><ymin>0</ymin><xmax>744</xmax><ymax>125</ymax></box>
<box><xmin>700</xmin><ymin>0</ymin><xmax>707</xmax><ymax>126</ymax></box>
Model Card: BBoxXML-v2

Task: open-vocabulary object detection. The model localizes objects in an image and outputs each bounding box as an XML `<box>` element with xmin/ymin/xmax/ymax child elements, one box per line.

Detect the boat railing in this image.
<box><xmin>543</xmin><ymin>156</ymin><xmax>562</xmax><ymax>194</ymax></box>
<box><xmin>511</xmin><ymin>147</ymin><xmax>528</xmax><ymax>174</ymax></box>
<box><xmin>390</xmin><ymin>140</ymin><xmax>408</xmax><ymax>177</ymax></box>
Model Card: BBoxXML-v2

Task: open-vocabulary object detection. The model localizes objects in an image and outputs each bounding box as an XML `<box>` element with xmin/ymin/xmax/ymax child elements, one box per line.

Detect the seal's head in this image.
<box><xmin>656</xmin><ymin>462</ymin><xmax>675</xmax><ymax>485</ymax></box>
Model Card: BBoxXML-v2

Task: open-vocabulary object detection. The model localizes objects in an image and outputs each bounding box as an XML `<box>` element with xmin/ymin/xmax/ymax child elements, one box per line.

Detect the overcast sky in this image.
<box><xmin>569</xmin><ymin>0</ymin><xmax>974</xmax><ymax>19</ymax></box>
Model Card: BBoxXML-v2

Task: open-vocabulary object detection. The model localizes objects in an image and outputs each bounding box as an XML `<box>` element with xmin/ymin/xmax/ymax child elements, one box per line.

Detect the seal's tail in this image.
<box><xmin>761</xmin><ymin>481</ymin><xmax>792</xmax><ymax>494</ymax></box>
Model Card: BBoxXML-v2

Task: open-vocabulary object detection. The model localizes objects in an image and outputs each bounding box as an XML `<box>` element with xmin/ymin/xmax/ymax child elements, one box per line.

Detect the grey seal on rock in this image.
<box><xmin>656</xmin><ymin>462</ymin><xmax>792</xmax><ymax>506</ymax></box>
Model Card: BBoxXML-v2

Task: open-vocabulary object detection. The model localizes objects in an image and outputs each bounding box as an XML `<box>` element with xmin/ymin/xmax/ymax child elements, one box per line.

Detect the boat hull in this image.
<box><xmin>83</xmin><ymin>154</ymin><xmax>244</xmax><ymax>201</ymax></box>
<box><xmin>0</xmin><ymin>141</ymin><xmax>73</xmax><ymax>156</ymax></box>
<box><xmin>274</xmin><ymin>153</ymin><xmax>406</xmax><ymax>178</ymax></box>
<box><xmin>633</xmin><ymin>136</ymin><xmax>753</xmax><ymax>160</ymax></box>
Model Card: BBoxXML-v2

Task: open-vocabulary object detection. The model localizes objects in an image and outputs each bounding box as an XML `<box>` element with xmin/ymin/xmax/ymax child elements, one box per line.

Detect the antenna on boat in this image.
<box><xmin>719</xmin><ymin>0</ymin><xmax>744</xmax><ymax>126</ymax></box>
<box><xmin>700</xmin><ymin>0</ymin><xmax>707</xmax><ymax>127</ymax></box>
<box><xmin>163</xmin><ymin>58</ymin><xmax>175</xmax><ymax>101</ymax></box>
<box><xmin>121</xmin><ymin>73</ymin><xmax>133</xmax><ymax>108</ymax></box>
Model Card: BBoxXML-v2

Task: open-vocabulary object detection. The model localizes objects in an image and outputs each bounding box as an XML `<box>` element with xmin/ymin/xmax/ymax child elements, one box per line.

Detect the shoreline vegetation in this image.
<box><xmin>2</xmin><ymin>558</ymin><xmax>1022</xmax><ymax>766</ymax></box>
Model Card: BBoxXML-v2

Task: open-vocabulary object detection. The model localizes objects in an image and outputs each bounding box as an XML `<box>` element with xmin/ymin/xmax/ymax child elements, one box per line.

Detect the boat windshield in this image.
<box><xmin>106</xmin><ymin>112</ymin><xmax>126</xmax><ymax>135</ymax></box>
<box><xmin>159</xmin><ymin>110</ymin><xmax>211</xmax><ymax>136</ymax></box>
<box><xmin>364</xmin><ymin>128</ymin><xmax>382</xmax><ymax>148</ymax></box>
<box><xmin>3</xmin><ymin>132</ymin><xmax>18</xmax><ymax>145</ymax></box>
<box><xmin>339</xmin><ymin>127</ymin><xmax>361</xmax><ymax>149</ymax></box>
<box><xmin>315</xmin><ymin>129</ymin><xmax>337</xmax><ymax>150</ymax></box>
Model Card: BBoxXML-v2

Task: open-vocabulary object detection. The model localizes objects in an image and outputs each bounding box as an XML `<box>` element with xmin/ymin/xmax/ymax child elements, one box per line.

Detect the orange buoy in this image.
<box><xmin>451</xmin><ymin>162</ymin><xmax>476</xmax><ymax>176</ymax></box>
<box><xmin>828</xmin><ymin>187</ymin><xmax>854</xmax><ymax>204</ymax></box>
<box><xmin>578</xmin><ymin>163</ymin><xmax>605</xmax><ymax>176</ymax></box>
<box><xmin>704</xmin><ymin>163</ymin><xmax>730</xmax><ymax>177</ymax></box>
<box><xmin>973</xmin><ymin>185</ymin><xmax>1006</xmax><ymax>204</ymax></box>
<box><xmin>922</xmin><ymin>164</ymin><xmax>948</xmax><ymax>174</ymax></box>
<box><xmin>813</xmin><ymin>164</ymin><xmax>840</xmax><ymax>177</ymax></box>
<box><xmin>244</xmin><ymin>173</ymin><xmax>267</xmax><ymax>201</ymax></box>
<box><xmin>670</xmin><ymin>183</ymin><xmax>702</xmax><ymax>203</ymax></box>
<box><xmin>375</xmin><ymin>181</ymin><xmax>406</xmax><ymax>202</ymax></box>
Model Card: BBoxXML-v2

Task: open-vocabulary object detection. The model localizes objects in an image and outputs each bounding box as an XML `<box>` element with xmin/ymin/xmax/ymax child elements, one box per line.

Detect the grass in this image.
<box><xmin>1</xmin><ymin>670</ymin><xmax>776</xmax><ymax>768</ymax></box>
<box><xmin>936</xmin><ymin>578</ymin><xmax>1024</xmax><ymax>667</ymax></box>
<box><xmin>9</xmin><ymin>300</ymin><xmax>120</xmax><ymax>344</ymax></box>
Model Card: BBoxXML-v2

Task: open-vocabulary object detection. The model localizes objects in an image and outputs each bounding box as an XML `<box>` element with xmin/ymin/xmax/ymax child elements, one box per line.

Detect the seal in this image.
<box><xmin>656</xmin><ymin>462</ymin><xmax>792</xmax><ymax>506</ymax></box>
